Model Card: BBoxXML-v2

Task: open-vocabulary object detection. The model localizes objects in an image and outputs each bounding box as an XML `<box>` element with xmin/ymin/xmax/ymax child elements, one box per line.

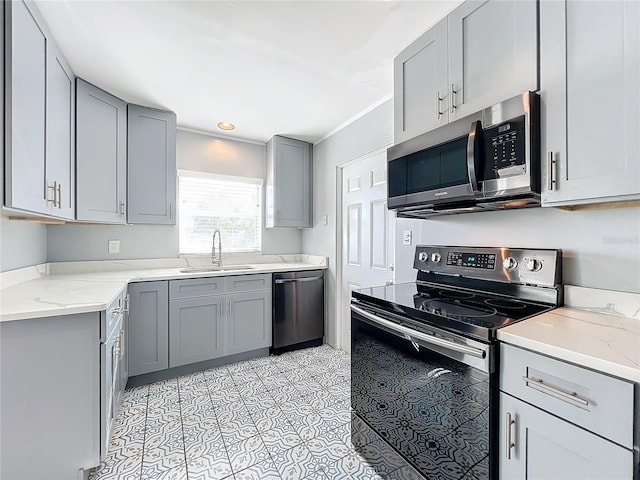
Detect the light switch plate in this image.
<box><xmin>108</xmin><ymin>240</ymin><xmax>120</xmax><ymax>254</ymax></box>
<box><xmin>403</xmin><ymin>230</ymin><xmax>412</xmax><ymax>246</ymax></box>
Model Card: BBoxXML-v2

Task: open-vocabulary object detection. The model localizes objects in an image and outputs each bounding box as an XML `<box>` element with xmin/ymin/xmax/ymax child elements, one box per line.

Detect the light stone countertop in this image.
<box><xmin>498</xmin><ymin>306</ymin><xmax>640</xmax><ymax>383</ymax></box>
<box><xmin>0</xmin><ymin>255</ymin><xmax>327</xmax><ymax>323</ymax></box>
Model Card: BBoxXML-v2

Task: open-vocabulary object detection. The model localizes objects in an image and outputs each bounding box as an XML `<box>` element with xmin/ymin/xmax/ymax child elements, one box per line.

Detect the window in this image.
<box><xmin>178</xmin><ymin>171</ymin><xmax>262</xmax><ymax>254</ymax></box>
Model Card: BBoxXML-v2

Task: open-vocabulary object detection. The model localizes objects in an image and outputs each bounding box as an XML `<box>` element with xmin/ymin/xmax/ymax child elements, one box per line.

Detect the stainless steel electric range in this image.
<box><xmin>351</xmin><ymin>245</ymin><xmax>562</xmax><ymax>480</ymax></box>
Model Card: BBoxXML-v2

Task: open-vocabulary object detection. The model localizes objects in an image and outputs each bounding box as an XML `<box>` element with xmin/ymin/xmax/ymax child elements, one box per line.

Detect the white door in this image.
<box><xmin>340</xmin><ymin>150</ymin><xmax>394</xmax><ymax>352</ymax></box>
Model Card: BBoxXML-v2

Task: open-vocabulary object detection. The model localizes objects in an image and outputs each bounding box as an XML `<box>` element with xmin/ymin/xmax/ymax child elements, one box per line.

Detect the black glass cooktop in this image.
<box><xmin>352</xmin><ymin>282</ymin><xmax>554</xmax><ymax>342</ymax></box>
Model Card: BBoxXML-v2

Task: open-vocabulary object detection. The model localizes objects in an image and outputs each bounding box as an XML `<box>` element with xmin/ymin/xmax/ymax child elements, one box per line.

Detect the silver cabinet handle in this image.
<box><xmin>169</xmin><ymin>203</ymin><xmax>173</xmax><ymax>220</ymax></box>
<box><xmin>56</xmin><ymin>183</ymin><xmax>62</xmax><ymax>208</ymax></box>
<box><xmin>450</xmin><ymin>83</ymin><xmax>457</xmax><ymax>113</ymax></box>
<box><xmin>123</xmin><ymin>294</ymin><xmax>130</xmax><ymax>314</ymax></box>
<box><xmin>120</xmin><ymin>201</ymin><xmax>126</xmax><ymax>215</ymax></box>
<box><xmin>228</xmin><ymin>298</ymin><xmax>232</xmax><ymax>316</ymax></box>
<box><xmin>275</xmin><ymin>276</ymin><xmax>323</xmax><ymax>284</ymax></box>
<box><xmin>547</xmin><ymin>152</ymin><xmax>557</xmax><ymax>191</ymax></box>
<box><xmin>351</xmin><ymin>304</ymin><xmax>486</xmax><ymax>359</ymax></box>
<box><xmin>436</xmin><ymin>90</ymin><xmax>444</xmax><ymax>119</ymax></box>
<box><xmin>47</xmin><ymin>181</ymin><xmax>58</xmax><ymax>205</ymax></box>
<box><xmin>506</xmin><ymin>412</ymin><xmax>515</xmax><ymax>459</ymax></box>
<box><xmin>522</xmin><ymin>376</ymin><xmax>590</xmax><ymax>408</ymax></box>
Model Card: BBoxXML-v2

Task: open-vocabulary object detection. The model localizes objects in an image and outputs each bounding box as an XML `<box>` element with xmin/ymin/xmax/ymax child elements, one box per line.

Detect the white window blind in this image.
<box><xmin>179</xmin><ymin>172</ymin><xmax>262</xmax><ymax>254</ymax></box>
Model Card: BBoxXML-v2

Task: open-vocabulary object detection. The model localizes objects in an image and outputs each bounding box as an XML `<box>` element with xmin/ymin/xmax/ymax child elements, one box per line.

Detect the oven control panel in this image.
<box><xmin>414</xmin><ymin>245</ymin><xmax>562</xmax><ymax>287</ymax></box>
<box><xmin>446</xmin><ymin>252</ymin><xmax>496</xmax><ymax>270</ymax></box>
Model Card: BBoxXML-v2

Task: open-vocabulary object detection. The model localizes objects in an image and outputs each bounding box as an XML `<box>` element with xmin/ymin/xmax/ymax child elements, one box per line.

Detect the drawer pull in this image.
<box><xmin>506</xmin><ymin>412</ymin><xmax>515</xmax><ymax>460</ymax></box>
<box><xmin>522</xmin><ymin>376</ymin><xmax>589</xmax><ymax>408</ymax></box>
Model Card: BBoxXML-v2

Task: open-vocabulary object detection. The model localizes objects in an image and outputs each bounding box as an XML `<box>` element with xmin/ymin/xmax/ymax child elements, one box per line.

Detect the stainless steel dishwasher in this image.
<box><xmin>272</xmin><ymin>270</ymin><xmax>325</xmax><ymax>353</ymax></box>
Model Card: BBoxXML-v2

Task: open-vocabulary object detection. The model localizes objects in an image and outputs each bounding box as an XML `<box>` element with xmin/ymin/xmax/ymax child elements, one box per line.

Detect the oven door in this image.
<box><xmin>351</xmin><ymin>302</ymin><xmax>497</xmax><ymax>480</ymax></box>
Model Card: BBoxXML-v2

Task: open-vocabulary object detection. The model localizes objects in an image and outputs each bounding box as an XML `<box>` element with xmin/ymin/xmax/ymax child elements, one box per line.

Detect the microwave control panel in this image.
<box><xmin>483</xmin><ymin>115</ymin><xmax>526</xmax><ymax>180</ymax></box>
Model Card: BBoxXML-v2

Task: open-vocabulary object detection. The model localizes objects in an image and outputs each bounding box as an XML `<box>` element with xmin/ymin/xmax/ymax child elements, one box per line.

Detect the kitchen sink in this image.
<box><xmin>179</xmin><ymin>265</ymin><xmax>254</xmax><ymax>273</ymax></box>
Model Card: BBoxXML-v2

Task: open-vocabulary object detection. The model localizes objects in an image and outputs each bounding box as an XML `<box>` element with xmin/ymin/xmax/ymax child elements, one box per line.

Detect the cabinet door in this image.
<box><xmin>127</xmin><ymin>105</ymin><xmax>177</xmax><ymax>225</ymax></box>
<box><xmin>393</xmin><ymin>18</ymin><xmax>448</xmax><ymax>143</ymax></box>
<box><xmin>226</xmin><ymin>290</ymin><xmax>272</xmax><ymax>355</ymax></box>
<box><xmin>4</xmin><ymin>0</ymin><xmax>48</xmax><ymax>214</ymax></box>
<box><xmin>76</xmin><ymin>78</ymin><xmax>127</xmax><ymax>223</ymax></box>
<box><xmin>500</xmin><ymin>393</ymin><xmax>633</xmax><ymax>480</ymax></box>
<box><xmin>169</xmin><ymin>296</ymin><xmax>225</xmax><ymax>368</ymax></box>
<box><xmin>269</xmin><ymin>136</ymin><xmax>312</xmax><ymax>228</ymax></box>
<box><xmin>541</xmin><ymin>0</ymin><xmax>640</xmax><ymax>206</ymax></box>
<box><xmin>128</xmin><ymin>281</ymin><xmax>168</xmax><ymax>376</ymax></box>
<box><xmin>46</xmin><ymin>41</ymin><xmax>75</xmax><ymax>219</ymax></box>
<box><xmin>448</xmin><ymin>0</ymin><xmax>537</xmax><ymax>120</ymax></box>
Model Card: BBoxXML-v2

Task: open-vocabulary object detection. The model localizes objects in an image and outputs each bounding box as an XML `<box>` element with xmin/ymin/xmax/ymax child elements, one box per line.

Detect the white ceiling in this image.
<box><xmin>36</xmin><ymin>1</ymin><xmax>462</xmax><ymax>144</ymax></box>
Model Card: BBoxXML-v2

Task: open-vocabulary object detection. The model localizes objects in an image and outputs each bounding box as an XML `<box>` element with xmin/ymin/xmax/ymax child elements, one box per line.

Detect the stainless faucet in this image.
<box><xmin>211</xmin><ymin>229</ymin><xmax>222</xmax><ymax>266</ymax></box>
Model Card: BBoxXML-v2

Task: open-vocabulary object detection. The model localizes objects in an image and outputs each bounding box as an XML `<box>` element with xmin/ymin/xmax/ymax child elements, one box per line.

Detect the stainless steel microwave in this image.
<box><xmin>387</xmin><ymin>91</ymin><xmax>540</xmax><ymax>218</ymax></box>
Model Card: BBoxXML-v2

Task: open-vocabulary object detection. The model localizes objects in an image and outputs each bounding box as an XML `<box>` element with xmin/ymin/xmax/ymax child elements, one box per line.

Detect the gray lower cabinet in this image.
<box><xmin>499</xmin><ymin>343</ymin><xmax>636</xmax><ymax>479</ymax></box>
<box><xmin>169</xmin><ymin>295</ymin><xmax>225</xmax><ymax>367</ymax></box>
<box><xmin>266</xmin><ymin>135</ymin><xmax>312</xmax><ymax>228</ymax></box>
<box><xmin>0</xmin><ymin>313</ymin><xmax>101</xmax><ymax>479</ymax></box>
<box><xmin>500</xmin><ymin>392</ymin><xmax>632</xmax><ymax>479</ymax></box>
<box><xmin>168</xmin><ymin>274</ymin><xmax>272</xmax><ymax>368</ymax></box>
<box><xmin>227</xmin><ymin>290</ymin><xmax>272</xmax><ymax>355</ymax></box>
<box><xmin>128</xmin><ymin>281</ymin><xmax>169</xmax><ymax>376</ymax></box>
<box><xmin>127</xmin><ymin>104</ymin><xmax>177</xmax><ymax>225</ymax></box>
<box><xmin>76</xmin><ymin>78</ymin><xmax>127</xmax><ymax>223</ymax></box>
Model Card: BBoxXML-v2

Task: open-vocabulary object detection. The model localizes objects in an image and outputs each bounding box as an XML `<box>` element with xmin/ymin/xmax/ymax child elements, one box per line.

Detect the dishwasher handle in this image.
<box><xmin>275</xmin><ymin>276</ymin><xmax>323</xmax><ymax>284</ymax></box>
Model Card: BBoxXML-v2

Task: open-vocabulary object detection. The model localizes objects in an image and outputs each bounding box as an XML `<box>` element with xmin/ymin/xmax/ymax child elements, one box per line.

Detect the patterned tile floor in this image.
<box><xmin>91</xmin><ymin>345</ymin><xmax>409</xmax><ymax>480</ymax></box>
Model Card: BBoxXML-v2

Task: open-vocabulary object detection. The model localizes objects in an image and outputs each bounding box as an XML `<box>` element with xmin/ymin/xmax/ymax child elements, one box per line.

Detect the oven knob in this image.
<box><xmin>418</xmin><ymin>252</ymin><xmax>429</xmax><ymax>262</ymax></box>
<box><xmin>431</xmin><ymin>253</ymin><xmax>442</xmax><ymax>263</ymax></box>
<box><xmin>526</xmin><ymin>258</ymin><xmax>542</xmax><ymax>272</ymax></box>
<box><xmin>502</xmin><ymin>257</ymin><xmax>518</xmax><ymax>271</ymax></box>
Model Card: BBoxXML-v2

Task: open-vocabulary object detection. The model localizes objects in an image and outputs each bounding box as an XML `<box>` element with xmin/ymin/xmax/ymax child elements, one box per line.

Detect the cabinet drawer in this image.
<box><xmin>226</xmin><ymin>274</ymin><xmax>272</xmax><ymax>293</ymax></box>
<box><xmin>169</xmin><ymin>277</ymin><xmax>225</xmax><ymax>299</ymax></box>
<box><xmin>500</xmin><ymin>343</ymin><xmax>634</xmax><ymax>448</ymax></box>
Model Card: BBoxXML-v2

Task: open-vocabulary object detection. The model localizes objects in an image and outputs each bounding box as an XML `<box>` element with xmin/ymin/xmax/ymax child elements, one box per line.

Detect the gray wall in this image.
<box><xmin>395</xmin><ymin>208</ymin><xmax>640</xmax><ymax>292</ymax></box>
<box><xmin>47</xmin><ymin>130</ymin><xmax>302</xmax><ymax>262</ymax></box>
<box><xmin>302</xmin><ymin>97</ymin><xmax>640</xmax><ymax>349</ymax></box>
<box><xmin>0</xmin><ymin>218</ymin><xmax>47</xmax><ymax>271</ymax></box>
<box><xmin>301</xmin><ymin>99</ymin><xmax>394</xmax><ymax>347</ymax></box>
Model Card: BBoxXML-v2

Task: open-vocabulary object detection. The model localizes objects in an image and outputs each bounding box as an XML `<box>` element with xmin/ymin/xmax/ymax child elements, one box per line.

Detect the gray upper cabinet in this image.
<box><xmin>46</xmin><ymin>41</ymin><xmax>75</xmax><ymax>219</ymax></box>
<box><xmin>4</xmin><ymin>1</ymin><xmax>48</xmax><ymax>216</ymax></box>
<box><xmin>447</xmin><ymin>0</ymin><xmax>537</xmax><ymax>121</ymax></box>
<box><xmin>394</xmin><ymin>19</ymin><xmax>448</xmax><ymax>144</ymax></box>
<box><xmin>127</xmin><ymin>105</ymin><xmax>177</xmax><ymax>225</ymax></box>
<box><xmin>266</xmin><ymin>135</ymin><xmax>312</xmax><ymax>228</ymax></box>
<box><xmin>540</xmin><ymin>0</ymin><xmax>640</xmax><ymax>207</ymax></box>
<box><xmin>128</xmin><ymin>281</ymin><xmax>169</xmax><ymax>376</ymax></box>
<box><xmin>4</xmin><ymin>0</ymin><xmax>75</xmax><ymax>219</ymax></box>
<box><xmin>393</xmin><ymin>0</ymin><xmax>537</xmax><ymax>142</ymax></box>
<box><xmin>76</xmin><ymin>78</ymin><xmax>127</xmax><ymax>223</ymax></box>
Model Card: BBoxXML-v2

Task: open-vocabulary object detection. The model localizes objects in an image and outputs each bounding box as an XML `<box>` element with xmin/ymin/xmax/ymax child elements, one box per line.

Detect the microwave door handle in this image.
<box><xmin>467</xmin><ymin>120</ymin><xmax>483</xmax><ymax>193</ymax></box>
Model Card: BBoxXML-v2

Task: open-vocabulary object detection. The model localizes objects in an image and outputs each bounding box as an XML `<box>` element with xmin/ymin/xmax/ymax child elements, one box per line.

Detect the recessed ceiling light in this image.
<box><xmin>217</xmin><ymin>122</ymin><xmax>235</xmax><ymax>131</ymax></box>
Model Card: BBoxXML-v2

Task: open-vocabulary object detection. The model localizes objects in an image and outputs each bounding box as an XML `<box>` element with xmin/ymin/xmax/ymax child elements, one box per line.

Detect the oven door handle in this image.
<box><xmin>351</xmin><ymin>305</ymin><xmax>486</xmax><ymax>359</ymax></box>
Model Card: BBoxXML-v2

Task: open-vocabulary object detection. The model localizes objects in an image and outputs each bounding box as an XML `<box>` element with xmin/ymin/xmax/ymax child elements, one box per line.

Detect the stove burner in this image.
<box><xmin>420</xmin><ymin>299</ymin><xmax>497</xmax><ymax>319</ymax></box>
<box><xmin>438</xmin><ymin>290</ymin><xmax>474</xmax><ymax>299</ymax></box>
<box><xmin>484</xmin><ymin>298</ymin><xmax>528</xmax><ymax>310</ymax></box>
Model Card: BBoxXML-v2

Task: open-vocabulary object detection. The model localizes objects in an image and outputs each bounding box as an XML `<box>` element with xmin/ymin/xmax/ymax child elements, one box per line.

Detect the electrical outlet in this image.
<box><xmin>108</xmin><ymin>240</ymin><xmax>120</xmax><ymax>254</ymax></box>
<box><xmin>403</xmin><ymin>230</ymin><xmax>413</xmax><ymax>246</ymax></box>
